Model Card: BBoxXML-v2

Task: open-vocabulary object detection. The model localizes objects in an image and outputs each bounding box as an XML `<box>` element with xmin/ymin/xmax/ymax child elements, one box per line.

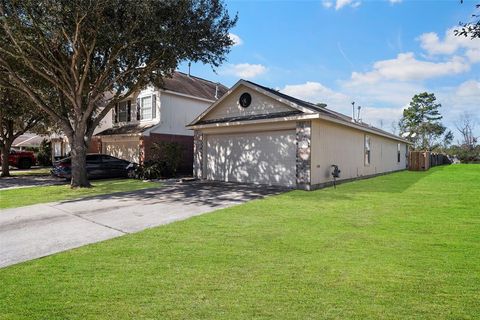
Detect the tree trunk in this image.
<box><xmin>68</xmin><ymin>132</ymin><xmax>91</xmax><ymax>188</ymax></box>
<box><xmin>0</xmin><ymin>143</ymin><xmax>11</xmax><ymax>177</ymax></box>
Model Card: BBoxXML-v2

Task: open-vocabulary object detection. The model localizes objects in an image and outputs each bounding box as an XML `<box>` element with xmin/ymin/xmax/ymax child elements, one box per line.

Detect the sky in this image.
<box><xmin>179</xmin><ymin>0</ymin><xmax>480</xmax><ymax>141</ymax></box>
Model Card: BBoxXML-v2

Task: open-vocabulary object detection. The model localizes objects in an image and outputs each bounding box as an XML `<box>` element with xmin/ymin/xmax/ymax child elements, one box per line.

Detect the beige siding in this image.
<box><xmin>150</xmin><ymin>92</ymin><xmax>211</xmax><ymax>137</ymax></box>
<box><xmin>311</xmin><ymin>119</ymin><xmax>407</xmax><ymax>185</ymax></box>
<box><xmin>203</xmin><ymin>85</ymin><xmax>295</xmax><ymax>121</ymax></box>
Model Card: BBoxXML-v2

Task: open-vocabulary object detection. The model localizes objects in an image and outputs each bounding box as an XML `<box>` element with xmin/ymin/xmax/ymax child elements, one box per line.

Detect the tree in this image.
<box><xmin>456</xmin><ymin>2</ymin><xmax>480</xmax><ymax>39</ymax></box>
<box><xmin>456</xmin><ymin>113</ymin><xmax>478</xmax><ymax>150</ymax></box>
<box><xmin>399</xmin><ymin>92</ymin><xmax>446</xmax><ymax>151</ymax></box>
<box><xmin>0</xmin><ymin>0</ymin><xmax>236</xmax><ymax>187</ymax></box>
<box><xmin>0</xmin><ymin>87</ymin><xmax>46</xmax><ymax>176</ymax></box>
<box><xmin>443</xmin><ymin>130</ymin><xmax>454</xmax><ymax>150</ymax></box>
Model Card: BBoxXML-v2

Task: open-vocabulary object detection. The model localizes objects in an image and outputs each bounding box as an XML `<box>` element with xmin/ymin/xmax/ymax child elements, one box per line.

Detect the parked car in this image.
<box><xmin>8</xmin><ymin>149</ymin><xmax>36</xmax><ymax>169</ymax></box>
<box><xmin>51</xmin><ymin>154</ymin><xmax>137</xmax><ymax>179</ymax></box>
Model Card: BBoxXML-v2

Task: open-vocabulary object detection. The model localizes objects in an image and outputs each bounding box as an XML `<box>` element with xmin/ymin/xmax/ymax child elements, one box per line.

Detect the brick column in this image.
<box><xmin>193</xmin><ymin>130</ymin><xmax>204</xmax><ymax>179</ymax></box>
<box><xmin>296</xmin><ymin>121</ymin><xmax>311</xmax><ymax>190</ymax></box>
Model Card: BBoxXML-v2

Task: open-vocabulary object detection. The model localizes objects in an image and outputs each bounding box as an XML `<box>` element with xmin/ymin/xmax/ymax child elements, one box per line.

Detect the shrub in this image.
<box><xmin>135</xmin><ymin>141</ymin><xmax>184</xmax><ymax>180</ymax></box>
<box><xmin>36</xmin><ymin>139</ymin><xmax>52</xmax><ymax>166</ymax></box>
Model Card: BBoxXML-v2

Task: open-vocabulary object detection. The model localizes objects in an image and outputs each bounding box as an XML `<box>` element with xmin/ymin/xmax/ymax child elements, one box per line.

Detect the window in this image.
<box><xmin>114</xmin><ymin>100</ymin><xmax>131</xmax><ymax>123</ymax></box>
<box><xmin>118</xmin><ymin>101</ymin><xmax>131</xmax><ymax>122</ymax></box>
<box><xmin>397</xmin><ymin>143</ymin><xmax>401</xmax><ymax>163</ymax></box>
<box><xmin>138</xmin><ymin>94</ymin><xmax>156</xmax><ymax>120</ymax></box>
<box><xmin>364</xmin><ymin>135</ymin><xmax>371</xmax><ymax>166</ymax></box>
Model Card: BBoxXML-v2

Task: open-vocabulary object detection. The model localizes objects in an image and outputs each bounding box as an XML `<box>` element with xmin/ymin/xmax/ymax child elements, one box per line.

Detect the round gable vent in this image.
<box><xmin>239</xmin><ymin>92</ymin><xmax>252</xmax><ymax>108</ymax></box>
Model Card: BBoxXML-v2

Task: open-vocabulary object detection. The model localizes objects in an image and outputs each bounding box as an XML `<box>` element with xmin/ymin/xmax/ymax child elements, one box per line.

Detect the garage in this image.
<box><xmin>189</xmin><ymin>80</ymin><xmax>408</xmax><ymax>190</ymax></box>
<box><xmin>102</xmin><ymin>139</ymin><xmax>140</xmax><ymax>163</ymax></box>
<box><xmin>205</xmin><ymin>130</ymin><xmax>296</xmax><ymax>187</ymax></box>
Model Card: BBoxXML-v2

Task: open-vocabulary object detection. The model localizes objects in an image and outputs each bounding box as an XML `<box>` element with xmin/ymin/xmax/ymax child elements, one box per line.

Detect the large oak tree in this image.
<box><xmin>0</xmin><ymin>0</ymin><xmax>236</xmax><ymax>187</ymax></box>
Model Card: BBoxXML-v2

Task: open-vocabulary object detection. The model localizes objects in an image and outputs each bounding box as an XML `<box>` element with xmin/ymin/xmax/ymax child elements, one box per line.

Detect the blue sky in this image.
<box><xmin>180</xmin><ymin>0</ymin><xmax>480</xmax><ymax>139</ymax></box>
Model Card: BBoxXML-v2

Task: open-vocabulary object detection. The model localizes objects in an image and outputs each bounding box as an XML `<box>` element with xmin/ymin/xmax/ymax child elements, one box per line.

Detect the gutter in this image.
<box><xmin>188</xmin><ymin>112</ymin><xmax>410</xmax><ymax>144</ymax></box>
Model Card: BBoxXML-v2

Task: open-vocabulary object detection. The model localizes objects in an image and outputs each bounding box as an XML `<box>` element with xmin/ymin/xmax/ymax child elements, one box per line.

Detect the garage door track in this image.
<box><xmin>0</xmin><ymin>181</ymin><xmax>286</xmax><ymax>268</ymax></box>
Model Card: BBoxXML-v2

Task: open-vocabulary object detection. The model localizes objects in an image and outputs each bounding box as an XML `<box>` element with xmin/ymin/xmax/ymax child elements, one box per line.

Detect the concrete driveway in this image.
<box><xmin>0</xmin><ymin>181</ymin><xmax>286</xmax><ymax>268</ymax></box>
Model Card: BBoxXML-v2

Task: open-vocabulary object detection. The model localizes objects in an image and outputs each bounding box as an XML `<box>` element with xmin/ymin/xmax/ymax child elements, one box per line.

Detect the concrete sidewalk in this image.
<box><xmin>0</xmin><ymin>181</ymin><xmax>285</xmax><ymax>268</ymax></box>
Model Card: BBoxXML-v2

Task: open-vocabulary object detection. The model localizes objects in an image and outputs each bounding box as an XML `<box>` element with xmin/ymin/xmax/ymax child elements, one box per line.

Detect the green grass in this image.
<box><xmin>0</xmin><ymin>165</ymin><xmax>479</xmax><ymax>319</ymax></box>
<box><xmin>9</xmin><ymin>167</ymin><xmax>51</xmax><ymax>176</ymax></box>
<box><xmin>0</xmin><ymin>179</ymin><xmax>161</xmax><ymax>209</ymax></box>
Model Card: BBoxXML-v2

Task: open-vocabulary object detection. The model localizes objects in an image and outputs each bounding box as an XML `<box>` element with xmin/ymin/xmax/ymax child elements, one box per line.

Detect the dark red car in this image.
<box><xmin>8</xmin><ymin>149</ymin><xmax>36</xmax><ymax>169</ymax></box>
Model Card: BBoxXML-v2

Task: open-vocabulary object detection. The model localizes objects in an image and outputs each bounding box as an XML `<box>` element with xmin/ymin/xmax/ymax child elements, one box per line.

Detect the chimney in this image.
<box><xmin>351</xmin><ymin>102</ymin><xmax>355</xmax><ymax>122</ymax></box>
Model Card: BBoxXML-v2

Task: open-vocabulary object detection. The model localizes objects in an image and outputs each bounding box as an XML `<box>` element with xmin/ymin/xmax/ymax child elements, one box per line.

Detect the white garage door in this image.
<box><xmin>205</xmin><ymin>130</ymin><xmax>296</xmax><ymax>187</ymax></box>
<box><xmin>102</xmin><ymin>140</ymin><xmax>140</xmax><ymax>163</ymax></box>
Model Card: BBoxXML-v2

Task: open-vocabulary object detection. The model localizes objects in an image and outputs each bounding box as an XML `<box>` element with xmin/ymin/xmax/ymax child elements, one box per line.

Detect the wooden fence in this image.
<box><xmin>408</xmin><ymin>151</ymin><xmax>451</xmax><ymax>171</ymax></box>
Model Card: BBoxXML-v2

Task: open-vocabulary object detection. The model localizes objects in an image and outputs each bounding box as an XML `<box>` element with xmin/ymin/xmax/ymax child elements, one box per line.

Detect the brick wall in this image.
<box><xmin>141</xmin><ymin>133</ymin><xmax>194</xmax><ymax>175</ymax></box>
<box><xmin>88</xmin><ymin>137</ymin><xmax>102</xmax><ymax>154</ymax></box>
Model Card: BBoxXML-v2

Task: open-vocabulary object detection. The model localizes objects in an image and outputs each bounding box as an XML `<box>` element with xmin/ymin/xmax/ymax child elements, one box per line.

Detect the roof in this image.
<box><xmin>96</xmin><ymin>124</ymin><xmax>155</xmax><ymax>136</ymax></box>
<box><xmin>13</xmin><ymin>133</ymin><xmax>47</xmax><ymax>148</ymax></box>
<box><xmin>189</xmin><ymin>79</ymin><xmax>408</xmax><ymax>143</ymax></box>
<box><xmin>160</xmin><ymin>71</ymin><xmax>228</xmax><ymax>101</ymax></box>
<box><xmin>245</xmin><ymin>81</ymin><xmax>405</xmax><ymax>142</ymax></box>
<box><xmin>195</xmin><ymin>111</ymin><xmax>303</xmax><ymax>125</ymax></box>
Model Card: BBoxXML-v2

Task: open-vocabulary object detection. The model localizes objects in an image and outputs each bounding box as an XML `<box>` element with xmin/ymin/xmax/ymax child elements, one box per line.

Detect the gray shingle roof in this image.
<box><xmin>96</xmin><ymin>124</ymin><xmax>155</xmax><ymax>136</ymax></box>
<box><xmin>245</xmin><ymin>80</ymin><xmax>405</xmax><ymax>142</ymax></box>
<box><xmin>195</xmin><ymin>111</ymin><xmax>302</xmax><ymax>125</ymax></box>
<box><xmin>161</xmin><ymin>72</ymin><xmax>228</xmax><ymax>101</ymax></box>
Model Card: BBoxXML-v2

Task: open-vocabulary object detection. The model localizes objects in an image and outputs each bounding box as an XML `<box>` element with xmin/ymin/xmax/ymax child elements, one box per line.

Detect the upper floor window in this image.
<box><xmin>364</xmin><ymin>135</ymin><xmax>371</xmax><ymax>166</ymax></box>
<box><xmin>114</xmin><ymin>100</ymin><xmax>131</xmax><ymax>123</ymax></box>
<box><xmin>137</xmin><ymin>94</ymin><xmax>156</xmax><ymax>120</ymax></box>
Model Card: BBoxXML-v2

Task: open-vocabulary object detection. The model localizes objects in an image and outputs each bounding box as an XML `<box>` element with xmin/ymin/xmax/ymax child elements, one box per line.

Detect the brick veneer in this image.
<box><xmin>296</xmin><ymin>120</ymin><xmax>311</xmax><ymax>190</ymax></box>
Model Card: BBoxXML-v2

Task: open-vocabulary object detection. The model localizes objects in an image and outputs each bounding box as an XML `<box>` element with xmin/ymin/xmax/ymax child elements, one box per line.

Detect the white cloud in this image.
<box><xmin>322</xmin><ymin>0</ymin><xmax>361</xmax><ymax>10</ymax></box>
<box><xmin>281</xmin><ymin>81</ymin><xmax>351</xmax><ymax>108</ymax></box>
<box><xmin>322</xmin><ymin>0</ymin><xmax>333</xmax><ymax>8</ymax></box>
<box><xmin>418</xmin><ymin>26</ymin><xmax>480</xmax><ymax>62</ymax></box>
<box><xmin>280</xmin><ymin>81</ymin><xmax>405</xmax><ymax>131</ymax></box>
<box><xmin>222</xmin><ymin>63</ymin><xmax>267</xmax><ymax>79</ymax></box>
<box><xmin>229</xmin><ymin>33</ymin><xmax>243</xmax><ymax>47</ymax></box>
<box><xmin>350</xmin><ymin>52</ymin><xmax>470</xmax><ymax>84</ymax></box>
<box><xmin>389</xmin><ymin>0</ymin><xmax>402</xmax><ymax>4</ymax></box>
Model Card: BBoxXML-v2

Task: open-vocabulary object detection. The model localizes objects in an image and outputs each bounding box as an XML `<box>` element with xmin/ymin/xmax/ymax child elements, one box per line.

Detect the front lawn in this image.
<box><xmin>0</xmin><ymin>165</ymin><xmax>479</xmax><ymax>319</ymax></box>
<box><xmin>10</xmin><ymin>167</ymin><xmax>52</xmax><ymax>176</ymax></box>
<box><xmin>0</xmin><ymin>179</ymin><xmax>161</xmax><ymax>209</ymax></box>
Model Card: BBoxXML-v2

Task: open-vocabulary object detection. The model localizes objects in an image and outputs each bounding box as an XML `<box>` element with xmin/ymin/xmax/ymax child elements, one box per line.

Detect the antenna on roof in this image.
<box><xmin>357</xmin><ymin>105</ymin><xmax>362</xmax><ymax>123</ymax></box>
<box><xmin>351</xmin><ymin>102</ymin><xmax>355</xmax><ymax>122</ymax></box>
<box><xmin>188</xmin><ymin>62</ymin><xmax>191</xmax><ymax>77</ymax></box>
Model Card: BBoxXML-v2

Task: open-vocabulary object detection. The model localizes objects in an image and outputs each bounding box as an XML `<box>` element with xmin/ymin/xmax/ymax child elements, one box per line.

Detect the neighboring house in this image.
<box><xmin>12</xmin><ymin>133</ymin><xmax>46</xmax><ymax>150</ymax></box>
<box><xmin>187</xmin><ymin>80</ymin><xmax>410</xmax><ymax>190</ymax></box>
<box><xmin>53</xmin><ymin>72</ymin><xmax>228</xmax><ymax>173</ymax></box>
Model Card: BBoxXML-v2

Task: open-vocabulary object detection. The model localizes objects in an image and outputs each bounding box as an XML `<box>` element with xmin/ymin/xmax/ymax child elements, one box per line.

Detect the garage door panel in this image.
<box><xmin>103</xmin><ymin>140</ymin><xmax>140</xmax><ymax>163</ymax></box>
<box><xmin>206</xmin><ymin>130</ymin><xmax>296</xmax><ymax>187</ymax></box>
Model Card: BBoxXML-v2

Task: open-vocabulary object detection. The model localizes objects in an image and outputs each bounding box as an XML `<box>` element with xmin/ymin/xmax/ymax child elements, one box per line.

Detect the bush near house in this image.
<box><xmin>135</xmin><ymin>141</ymin><xmax>184</xmax><ymax>179</ymax></box>
<box><xmin>35</xmin><ymin>139</ymin><xmax>52</xmax><ymax>167</ymax></box>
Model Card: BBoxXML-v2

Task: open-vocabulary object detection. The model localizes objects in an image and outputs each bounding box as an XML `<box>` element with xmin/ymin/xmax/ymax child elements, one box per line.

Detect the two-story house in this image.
<box><xmin>53</xmin><ymin>72</ymin><xmax>227</xmax><ymax>174</ymax></box>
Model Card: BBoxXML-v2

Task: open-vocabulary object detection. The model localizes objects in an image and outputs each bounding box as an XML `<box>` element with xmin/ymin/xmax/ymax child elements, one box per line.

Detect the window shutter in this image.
<box><xmin>127</xmin><ymin>100</ymin><xmax>131</xmax><ymax>122</ymax></box>
<box><xmin>152</xmin><ymin>94</ymin><xmax>156</xmax><ymax>119</ymax></box>
<box><xmin>114</xmin><ymin>104</ymin><xmax>118</xmax><ymax>123</ymax></box>
<box><xmin>136</xmin><ymin>98</ymin><xmax>141</xmax><ymax>120</ymax></box>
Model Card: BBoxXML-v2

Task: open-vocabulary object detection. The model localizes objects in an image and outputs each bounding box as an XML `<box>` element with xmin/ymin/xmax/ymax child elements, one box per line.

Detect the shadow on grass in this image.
<box><xmin>57</xmin><ymin>181</ymin><xmax>289</xmax><ymax>209</ymax></box>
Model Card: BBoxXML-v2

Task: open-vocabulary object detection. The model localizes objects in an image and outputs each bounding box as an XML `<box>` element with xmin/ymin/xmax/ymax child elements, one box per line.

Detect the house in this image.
<box><xmin>53</xmin><ymin>72</ymin><xmax>228</xmax><ymax>172</ymax></box>
<box><xmin>187</xmin><ymin>80</ymin><xmax>410</xmax><ymax>190</ymax></box>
